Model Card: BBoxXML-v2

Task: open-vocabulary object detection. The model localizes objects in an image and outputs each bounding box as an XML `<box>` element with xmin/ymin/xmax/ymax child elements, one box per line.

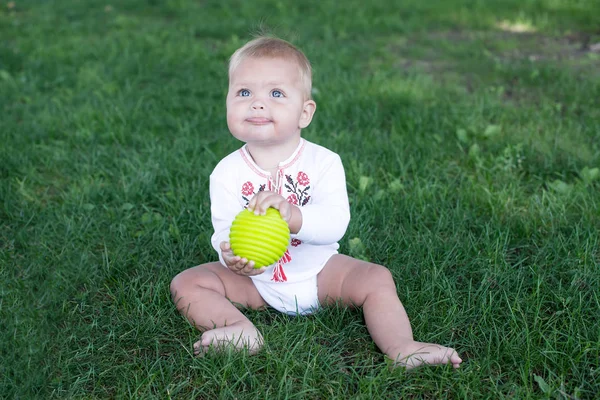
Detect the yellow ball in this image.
<box><xmin>229</xmin><ymin>208</ymin><xmax>291</xmax><ymax>268</ymax></box>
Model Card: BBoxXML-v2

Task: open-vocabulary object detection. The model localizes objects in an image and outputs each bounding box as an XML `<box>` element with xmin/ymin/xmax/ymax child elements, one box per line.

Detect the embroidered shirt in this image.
<box><xmin>209</xmin><ymin>138</ymin><xmax>350</xmax><ymax>283</ymax></box>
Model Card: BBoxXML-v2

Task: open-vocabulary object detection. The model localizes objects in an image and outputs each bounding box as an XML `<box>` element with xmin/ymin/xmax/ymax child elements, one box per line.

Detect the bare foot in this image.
<box><xmin>194</xmin><ymin>321</ymin><xmax>263</xmax><ymax>356</ymax></box>
<box><xmin>390</xmin><ymin>341</ymin><xmax>462</xmax><ymax>370</ymax></box>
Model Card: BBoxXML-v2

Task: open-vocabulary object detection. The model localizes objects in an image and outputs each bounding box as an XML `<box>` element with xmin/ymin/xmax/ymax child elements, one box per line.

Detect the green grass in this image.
<box><xmin>2</xmin><ymin>0</ymin><xmax>599</xmax><ymax>398</ymax></box>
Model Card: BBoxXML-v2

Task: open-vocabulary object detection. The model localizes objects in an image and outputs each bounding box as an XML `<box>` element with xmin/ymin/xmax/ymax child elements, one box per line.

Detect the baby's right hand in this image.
<box><xmin>220</xmin><ymin>241</ymin><xmax>266</xmax><ymax>276</ymax></box>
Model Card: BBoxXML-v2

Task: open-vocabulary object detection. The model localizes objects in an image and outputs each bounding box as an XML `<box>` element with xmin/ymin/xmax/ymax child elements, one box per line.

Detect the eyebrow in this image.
<box><xmin>231</xmin><ymin>81</ymin><xmax>289</xmax><ymax>87</ymax></box>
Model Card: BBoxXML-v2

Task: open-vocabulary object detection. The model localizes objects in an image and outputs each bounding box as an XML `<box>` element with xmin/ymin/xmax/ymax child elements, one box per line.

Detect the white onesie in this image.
<box><xmin>209</xmin><ymin>138</ymin><xmax>351</xmax><ymax>314</ymax></box>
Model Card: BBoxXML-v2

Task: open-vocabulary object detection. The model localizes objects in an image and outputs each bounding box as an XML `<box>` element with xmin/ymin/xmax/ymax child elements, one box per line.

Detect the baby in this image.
<box><xmin>170</xmin><ymin>36</ymin><xmax>462</xmax><ymax>369</ymax></box>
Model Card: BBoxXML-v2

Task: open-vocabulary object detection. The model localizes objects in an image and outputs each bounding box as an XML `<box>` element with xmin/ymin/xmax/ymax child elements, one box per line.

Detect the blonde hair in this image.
<box><xmin>228</xmin><ymin>36</ymin><xmax>313</xmax><ymax>100</ymax></box>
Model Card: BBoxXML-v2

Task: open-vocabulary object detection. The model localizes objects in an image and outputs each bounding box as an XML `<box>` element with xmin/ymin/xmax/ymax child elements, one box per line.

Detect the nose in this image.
<box><xmin>251</xmin><ymin>100</ymin><xmax>265</xmax><ymax>110</ymax></box>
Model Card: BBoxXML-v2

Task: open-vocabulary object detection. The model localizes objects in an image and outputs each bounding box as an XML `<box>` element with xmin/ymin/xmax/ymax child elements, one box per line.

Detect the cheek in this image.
<box><xmin>226</xmin><ymin>105</ymin><xmax>241</xmax><ymax>122</ymax></box>
<box><xmin>226</xmin><ymin>110</ymin><xmax>239</xmax><ymax>133</ymax></box>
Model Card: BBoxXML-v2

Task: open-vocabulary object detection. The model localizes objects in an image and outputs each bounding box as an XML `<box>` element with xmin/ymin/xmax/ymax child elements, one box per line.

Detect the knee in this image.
<box><xmin>170</xmin><ymin>270</ymin><xmax>190</xmax><ymax>301</ymax></box>
<box><xmin>366</xmin><ymin>264</ymin><xmax>396</xmax><ymax>291</ymax></box>
<box><xmin>170</xmin><ymin>269</ymin><xmax>202</xmax><ymax>298</ymax></box>
<box><xmin>349</xmin><ymin>263</ymin><xmax>396</xmax><ymax>306</ymax></box>
<box><xmin>170</xmin><ymin>266</ymin><xmax>225</xmax><ymax>301</ymax></box>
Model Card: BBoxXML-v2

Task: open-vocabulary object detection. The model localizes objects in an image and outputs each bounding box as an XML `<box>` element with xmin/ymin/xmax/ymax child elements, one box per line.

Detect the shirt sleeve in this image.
<box><xmin>209</xmin><ymin>167</ymin><xmax>241</xmax><ymax>267</ymax></box>
<box><xmin>293</xmin><ymin>154</ymin><xmax>350</xmax><ymax>245</ymax></box>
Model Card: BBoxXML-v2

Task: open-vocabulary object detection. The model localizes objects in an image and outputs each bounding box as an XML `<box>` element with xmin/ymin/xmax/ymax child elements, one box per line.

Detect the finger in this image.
<box><xmin>220</xmin><ymin>241</ymin><xmax>230</xmax><ymax>251</ymax></box>
<box><xmin>238</xmin><ymin>260</ymin><xmax>260</xmax><ymax>275</ymax></box>
<box><xmin>250</xmin><ymin>195</ymin><xmax>266</xmax><ymax>214</ymax></box>
<box><xmin>227</xmin><ymin>255</ymin><xmax>241</xmax><ymax>266</ymax></box>
<box><xmin>248</xmin><ymin>191</ymin><xmax>270</xmax><ymax>212</ymax></box>
<box><xmin>235</xmin><ymin>258</ymin><xmax>250</xmax><ymax>271</ymax></box>
<box><xmin>221</xmin><ymin>244</ymin><xmax>240</xmax><ymax>267</ymax></box>
<box><xmin>247</xmin><ymin>266</ymin><xmax>266</xmax><ymax>276</ymax></box>
<box><xmin>244</xmin><ymin>262</ymin><xmax>266</xmax><ymax>276</ymax></box>
<box><xmin>277</xmin><ymin>202</ymin><xmax>291</xmax><ymax>221</ymax></box>
<box><xmin>247</xmin><ymin>196</ymin><xmax>256</xmax><ymax>211</ymax></box>
<box><xmin>221</xmin><ymin>245</ymin><xmax>236</xmax><ymax>261</ymax></box>
<box><xmin>243</xmin><ymin>260</ymin><xmax>258</xmax><ymax>274</ymax></box>
<box><xmin>227</xmin><ymin>257</ymin><xmax>245</xmax><ymax>271</ymax></box>
<box><xmin>263</xmin><ymin>199</ymin><xmax>290</xmax><ymax>221</ymax></box>
<box><xmin>254</xmin><ymin>193</ymin><xmax>281</xmax><ymax>215</ymax></box>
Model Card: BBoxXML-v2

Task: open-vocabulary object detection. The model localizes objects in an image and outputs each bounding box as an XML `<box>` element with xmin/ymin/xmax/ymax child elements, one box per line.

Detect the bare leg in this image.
<box><xmin>317</xmin><ymin>255</ymin><xmax>462</xmax><ymax>369</ymax></box>
<box><xmin>170</xmin><ymin>262</ymin><xmax>267</xmax><ymax>355</ymax></box>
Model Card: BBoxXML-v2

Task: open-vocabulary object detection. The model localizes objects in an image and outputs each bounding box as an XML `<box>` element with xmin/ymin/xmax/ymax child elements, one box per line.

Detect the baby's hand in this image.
<box><xmin>220</xmin><ymin>241</ymin><xmax>266</xmax><ymax>276</ymax></box>
<box><xmin>248</xmin><ymin>191</ymin><xmax>292</xmax><ymax>222</ymax></box>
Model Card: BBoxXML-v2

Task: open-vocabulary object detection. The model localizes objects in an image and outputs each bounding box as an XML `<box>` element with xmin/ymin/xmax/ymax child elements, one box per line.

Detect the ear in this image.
<box><xmin>298</xmin><ymin>100</ymin><xmax>317</xmax><ymax>129</ymax></box>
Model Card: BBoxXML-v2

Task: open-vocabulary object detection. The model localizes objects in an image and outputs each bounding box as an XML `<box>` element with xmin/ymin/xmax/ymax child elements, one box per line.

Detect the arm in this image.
<box><xmin>248</xmin><ymin>154</ymin><xmax>350</xmax><ymax>246</ymax></box>
<box><xmin>209</xmin><ymin>171</ymin><xmax>239</xmax><ymax>267</ymax></box>
<box><xmin>294</xmin><ymin>154</ymin><xmax>350</xmax><ymax>245</ymax></box>
<box><xmin>209</xmin><ymin>170</ymin><xmax>266</xmax><ymax>275</ymax></box>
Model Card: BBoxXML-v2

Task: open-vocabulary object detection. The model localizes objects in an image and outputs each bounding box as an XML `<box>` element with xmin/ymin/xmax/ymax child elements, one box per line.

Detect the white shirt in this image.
<box><xmin>210</xmin><ymin>138</ymin><xmax>350</xmax><ymax>283</ymax></box>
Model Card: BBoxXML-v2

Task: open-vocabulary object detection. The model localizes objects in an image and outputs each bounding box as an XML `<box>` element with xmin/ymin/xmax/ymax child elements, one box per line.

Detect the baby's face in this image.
<box><xmin>226</xmin><ymin>57</ymin><xmax>314</xmax><ymax>148</ymax></box>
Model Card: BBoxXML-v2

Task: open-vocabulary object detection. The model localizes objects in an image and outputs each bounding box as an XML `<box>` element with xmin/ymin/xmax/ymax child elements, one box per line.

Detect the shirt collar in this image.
<box><xmin>240</xmin><ymin>138</ymin><xmax>306</xmax><ymax>176</ymax></box>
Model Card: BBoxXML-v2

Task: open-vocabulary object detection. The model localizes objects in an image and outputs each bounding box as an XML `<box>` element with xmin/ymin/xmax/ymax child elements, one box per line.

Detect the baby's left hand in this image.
<box><xmin>248</xmin><ymin>191</ymin><xmax>292</xmax><ymax>222</ymax></box>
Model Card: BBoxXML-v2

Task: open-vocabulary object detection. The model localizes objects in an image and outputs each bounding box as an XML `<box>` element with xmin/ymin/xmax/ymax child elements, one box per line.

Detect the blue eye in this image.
<box><xmin>271</xmin><ymin>90</ymin><xmax>284</xmax><ymax>98</ymax></box>
<box><xmin>239</xmin><ymin>89</ymin><xmax>250</xmax><ymax>97</ymax></box>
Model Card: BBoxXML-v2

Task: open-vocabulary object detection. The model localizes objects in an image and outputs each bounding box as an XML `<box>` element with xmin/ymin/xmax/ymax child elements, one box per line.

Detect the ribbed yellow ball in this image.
<box><xmin>229</xmin><ymin>208</ymin><xmax>291</xmax><ymax>268</ymax></box>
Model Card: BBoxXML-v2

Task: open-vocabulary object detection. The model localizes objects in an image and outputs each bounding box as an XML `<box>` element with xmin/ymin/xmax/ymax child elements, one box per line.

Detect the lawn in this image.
<box><xmin>1</xmin><ymin>0</ymin><xmax>599</xmax><ymax>398</ymax></box>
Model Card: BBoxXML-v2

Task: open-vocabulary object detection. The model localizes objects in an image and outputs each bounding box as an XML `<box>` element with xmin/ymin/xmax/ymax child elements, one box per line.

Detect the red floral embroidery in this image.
<box><xmin>241</xmin><ymin>182</ymin><xmax>266</xmax><ymax>207</ymax></box>
<box><xmin>284</xmin><ymin>173</ymin><xmax>311</xmax><ymax>206</ymax></box>
<box><xmin>287</xmin><ymin>194</ymin><xmax>298</xmax><ymax>205</ymax></box>
<box><xmin>291</xmin><ymin>238</ymin><xmax>302</xmax><ymax>247</ymax></box>
<box><xmin>241</xmin><ymin>181</ymin><xmax>254</xmax><ymax>196</ymax></box>
<box><xmin>297</xmin><ymin>171</ymin><xmax>309</xmax><ymax>186</ymax></box>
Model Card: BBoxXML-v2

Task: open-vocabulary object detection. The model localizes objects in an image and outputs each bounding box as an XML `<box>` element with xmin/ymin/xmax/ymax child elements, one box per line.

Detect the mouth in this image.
<box><xmin>246</xmin><ymin>117</ymin><xmax>272</xmax><ymax>125</ymax></box>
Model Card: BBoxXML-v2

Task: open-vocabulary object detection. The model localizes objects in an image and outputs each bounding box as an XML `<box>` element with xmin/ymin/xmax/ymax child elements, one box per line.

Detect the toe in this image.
<box><xmin>450</xmin><ymin>350</ymin><xmax>462</xmax><ymax>363</ymax></box>
<box><xmin>193</xmin><ymin>336</ymin><xmax>209</xmax><ymax>356</ymax></box>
